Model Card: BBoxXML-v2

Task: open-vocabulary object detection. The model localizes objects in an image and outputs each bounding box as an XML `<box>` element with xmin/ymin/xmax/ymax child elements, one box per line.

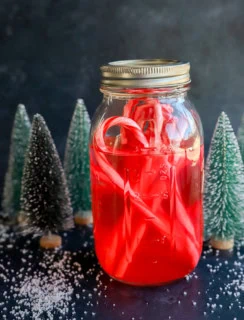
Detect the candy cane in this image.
<box><xmin>93</xmin><ymin>145</ymin><xmax>170</xmax><ymax>233</ymax></box>
<box><xmin>120</xmin><ymin>99</ymin><xmax>140</xmax><ymax>145</ymax></box>
<box><xmin>128</xmin><ymin>101</ymin><xmax>199</xmax><ymax>243</ymax></box>
<box><xmin>132</xmin><ymin>102</ymin><xmax>174</xmax><ymax>149</ymax></box>
<box><xmin>113</xmin><ymin>161</ymin><xmax>200</xmax><ymax>278</ymax></box>
<box><xmin>96</xmin><ymin>116</ymin><xmax>149</xmax><ymax>153</ymax></box>
<box><xmin>94</xmin><ymin>117</ymin><xmax>199</xmax><ymax>240</ymax></box>
<box><xmin>93</xmin><ymin>116</ymin><xmax>200</xmax><ymax>277</ymax></box>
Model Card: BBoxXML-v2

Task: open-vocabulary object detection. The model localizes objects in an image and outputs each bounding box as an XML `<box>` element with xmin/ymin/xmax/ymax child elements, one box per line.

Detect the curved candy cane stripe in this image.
<box><xmin>95</xmin><ymin>116</ymin><xmax>149</xmax><ymax>152</ymax></box>
<box><xmin>121</xmin><ymin>99</ymin><xmax>140</xmax><ymax>144</ymax></box>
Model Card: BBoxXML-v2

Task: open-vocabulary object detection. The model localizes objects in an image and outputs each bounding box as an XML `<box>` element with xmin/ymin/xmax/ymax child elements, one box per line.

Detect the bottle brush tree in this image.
<box><xmin>204</xmin><ymin>112</ymin><xmax>244</xmax><ymax>250</ymax></box>
<box><xmin>237</xmin><ymin>113</ymin><xmax>244</xmax><ymax>163</ymax></box>
<box><xmin>21</xmin><ymin>114</ymin><xmax>74</xmax><ymax>249</ymax></box>
<box><xmin>64</xmin><ymin>99</ymin><xmax>92</xmax><ymax>225</ymax></box>
<box><xmin>2</xmin><ymin>104</ymin><xmax>31</xmax><ymax>222</ymax></box>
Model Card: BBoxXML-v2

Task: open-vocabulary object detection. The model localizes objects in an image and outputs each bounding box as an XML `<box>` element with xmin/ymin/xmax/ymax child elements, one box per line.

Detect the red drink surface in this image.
<box><xmin>90</xmin><ymin>141</ymin><xmax>203</xmax><ymax>285</ymax></box>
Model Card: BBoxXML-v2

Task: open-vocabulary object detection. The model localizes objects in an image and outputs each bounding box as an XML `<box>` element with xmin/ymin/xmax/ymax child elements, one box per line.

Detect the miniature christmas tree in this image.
<box><xmin>64</xmin><ymin>99</ymin><xmax>92</xmax><ymax>225</ymax></box>
<box><xmin>237</xmin><ymin>113</ymin><xmax>244</xmax><ymax>162</ymax></box>
<box><xmin>2</xmin><ymin>104</ymin><xmax>31</xmax><ymax>222</ymax></box>
<box><xmin>21</xmin><ymin>114</ymin><xmax>74</xmax><ymax>249</ymax></box>
<box><xmin>204</xmin><ymin>112</ymin><xmax>244</xmax><ymax>250</ymax></box>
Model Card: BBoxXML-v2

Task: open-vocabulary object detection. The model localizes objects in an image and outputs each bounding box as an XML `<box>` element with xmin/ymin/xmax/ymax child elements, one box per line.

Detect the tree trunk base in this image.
<box><xmin>74</xmin><ymin>212</ymin><xmax>93</xmax><ymax>225</ymax></box>
<box><xmin>40</xmin><ymin>234</ymin><xmax>62</xmax><ymax>249</ymax></box>
<box><xmin>17</xmin><ymin>211</ymin><xmax>27</xmax><ymax>225</ymax></box>
<box><xmin>210</xmin><ymin>238</ymin><xmax>234</xmax><ymax>250</ymax></box>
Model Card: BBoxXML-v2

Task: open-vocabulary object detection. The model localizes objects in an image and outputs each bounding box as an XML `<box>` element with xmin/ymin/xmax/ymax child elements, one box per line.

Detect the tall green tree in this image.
<box><xmin>204</xmin><ymin>112</ymin><xmax>244</xmax><ymax>249</ymax></box>
<box><xmin>21</xmin><ymin>114</ymin><xmax>74</xmax><ymax>248</ymax></box>
<box><xmin>237</xmin><ymin>113</ymin><xmax>244</xmax><ymax>162</ymax></box>
<box><xmin>64</xmin><ymin>99</ymin><xmax>92</xmax><ymax>225</ymax></box>
<box><xmin>2</xmin><ymin>105</ymin><xmax>31</xmax><ymax>221</ymax></box>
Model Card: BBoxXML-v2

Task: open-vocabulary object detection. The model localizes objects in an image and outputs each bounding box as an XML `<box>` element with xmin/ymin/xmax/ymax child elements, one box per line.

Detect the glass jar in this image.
<box><xmin>90</xmin><ymin>59</ymin><xmax>204</xmax><ymax>286</ymax></box>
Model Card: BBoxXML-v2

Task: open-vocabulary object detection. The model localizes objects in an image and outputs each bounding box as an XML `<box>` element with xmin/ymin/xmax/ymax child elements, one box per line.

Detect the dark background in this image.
<box><xmin>1</xmin><ymin>0</ymin><xmax>244</xmax><ymax>197</ymax></box>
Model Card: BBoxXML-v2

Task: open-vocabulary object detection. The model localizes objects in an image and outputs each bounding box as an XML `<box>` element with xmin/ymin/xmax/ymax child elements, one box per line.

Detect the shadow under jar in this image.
<box><xmin>90</xmin><ymin>59</ymin><xmax>204</xmax><ymax>286</ymax></box>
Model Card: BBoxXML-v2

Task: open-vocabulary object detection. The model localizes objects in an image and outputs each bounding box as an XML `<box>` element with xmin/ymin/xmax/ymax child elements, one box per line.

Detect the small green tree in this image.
<box><xmin>204</xmin><ymin>112</ymin><xmax>244</xmax><ymax>249</ymax></box>
<box><xmin>21</xmin><ymin>114</ymin><xmax>74</xmax><ymax>248</ymax></box>
<box><xmin>64</xmin><ymin>99</ymin><xmax>92</xmax><ymax>225</ymax></box>
<box><xmin>2</xmin><ymin>105</ymin><xmax>31</xmax><ymax>221</ymax></box>
<box><xmin>237</xmin><ymin>113</ymin><xmax>244</xmax><ymax>162</ymax></box>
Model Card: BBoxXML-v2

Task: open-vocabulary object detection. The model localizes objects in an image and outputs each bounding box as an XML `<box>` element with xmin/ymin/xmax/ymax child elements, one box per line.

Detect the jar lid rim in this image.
<box><xmin>100</xmin><ymin>59</ymin><xmax>191</xmax><ymax>88</ymax></box>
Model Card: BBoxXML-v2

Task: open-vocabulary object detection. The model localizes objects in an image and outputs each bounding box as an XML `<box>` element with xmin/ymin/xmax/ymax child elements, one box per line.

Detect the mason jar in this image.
<box><xmin>90</xmin><ymin>59</ymin><xmax>204</xmax><ymax>286</ymax></box>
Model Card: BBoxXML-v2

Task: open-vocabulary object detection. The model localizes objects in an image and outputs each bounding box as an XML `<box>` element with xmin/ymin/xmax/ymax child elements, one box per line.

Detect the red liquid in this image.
<box><xmin>90</xmin><ymin>142</ymin><xmax>203</xmax><ymax>285</ymax></box>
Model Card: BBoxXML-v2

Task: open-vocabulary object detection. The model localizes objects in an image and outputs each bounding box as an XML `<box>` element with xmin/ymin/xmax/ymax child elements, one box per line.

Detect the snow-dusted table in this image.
<box><xmin>0</xmin><ymin>226</ymin><xmax>243</xmax><ymax>320</ymax></box>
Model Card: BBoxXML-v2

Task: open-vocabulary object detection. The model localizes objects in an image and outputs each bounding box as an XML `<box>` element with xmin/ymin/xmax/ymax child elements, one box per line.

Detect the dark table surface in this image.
<box><xmin>0</xmin><ymin>225</ymin><xmax>243</xmax><ymax>320</ymax></box>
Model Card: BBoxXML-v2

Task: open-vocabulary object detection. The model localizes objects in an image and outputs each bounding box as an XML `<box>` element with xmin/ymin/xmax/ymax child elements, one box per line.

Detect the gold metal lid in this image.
<box><xmin>100</xmin><ymin>59</ymin><xmax>190</xmax><ymax>88</ymax></box>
